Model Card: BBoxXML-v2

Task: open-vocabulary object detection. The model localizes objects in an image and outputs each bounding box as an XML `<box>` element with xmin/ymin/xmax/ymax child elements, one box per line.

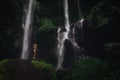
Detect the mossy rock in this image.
<box><xmin>0</xmin><ymin>59</ymin><xmax>56</xmax><ymax>80</ymax></box>
<box><xmin>0</xmin><ymin>59</ymin><xmax>9</xmax><ymax>80</ymax></box>
<box><xmin>31</xmin><ymin>60</ymin><xmax>56</xmax><ymax>80</ymax></box>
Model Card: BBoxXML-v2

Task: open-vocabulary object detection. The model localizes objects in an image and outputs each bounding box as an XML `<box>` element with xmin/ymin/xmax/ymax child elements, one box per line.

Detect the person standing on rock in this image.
<box><xmin>33</xmin><ymin>43</ymin><xmax>37</xmax><ymax>59</ymax></box>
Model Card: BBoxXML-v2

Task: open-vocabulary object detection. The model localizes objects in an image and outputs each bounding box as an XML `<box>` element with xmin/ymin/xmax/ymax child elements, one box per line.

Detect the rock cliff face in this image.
<box><xmin>6</xmin><ymin>60</ymin><xmax>37</xmax><ymax>80</ymax></box>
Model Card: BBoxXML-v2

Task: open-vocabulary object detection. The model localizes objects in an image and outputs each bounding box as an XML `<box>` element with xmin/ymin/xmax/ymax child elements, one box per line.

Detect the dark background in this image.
<box><xmin>0</xmin><ymin>0</ymin><xmax>120</xmax><ymax>67</ymax></box>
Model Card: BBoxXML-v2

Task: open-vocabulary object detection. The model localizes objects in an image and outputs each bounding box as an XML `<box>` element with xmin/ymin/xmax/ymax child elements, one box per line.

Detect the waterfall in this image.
<box><xmin>21</xmin><ymin>0</ymin><xmax>35</xmax><ymax>59</ymax></box>
<box><xmin>56</xmin><ymin>0</ymin><xmax>84</xmax><ymax>70</ymax></box>
<box><xmin>56</xmin><ymin>0</ymin><xmax>70</xmax><ymax>70</ymax></box>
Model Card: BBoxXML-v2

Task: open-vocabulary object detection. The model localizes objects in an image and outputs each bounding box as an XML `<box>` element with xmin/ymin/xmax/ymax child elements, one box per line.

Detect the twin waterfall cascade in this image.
<box><xmin>20</xmin><ymin>0</ymin><xmax>84</xmax><ymax>68</ymax></box>
<box><xmin>56</xmin><ymin>0</ymin><xmax>84</xmax><ymax>70</ymax></box>
<box><xmin>21</xmin><ymin>0</ymin><xmax>35</xmax><ymax>59</ymax></box>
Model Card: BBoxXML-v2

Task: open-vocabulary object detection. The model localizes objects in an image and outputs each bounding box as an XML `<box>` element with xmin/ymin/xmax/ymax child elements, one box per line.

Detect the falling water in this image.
<box><xmin>56</xmin><ymin>0</ymin><xmax>70</xmax><ymax>70</ymax></box>
<box><xmin>56</xmin><ymin>0</ymin><xmax>84</xmax><ymax>70</ymax></box>
<box><xmin>21</xmin><ymin>0</ymin><xmax>35</xmax><ymax>59</ymax></box>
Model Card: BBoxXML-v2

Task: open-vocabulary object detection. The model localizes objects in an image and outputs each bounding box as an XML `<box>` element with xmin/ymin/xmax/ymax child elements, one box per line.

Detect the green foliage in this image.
<box><xmin>34</xmin><ymin>1</ymin><xmax>57</xmax><ymax>33</ymax></box>
<box><xmin>103</xmin><ymin>42</ymin><xmax>120</xmax><ymax>68</ymax></box>
<box><xmin>31</xmin><ymin>60</ymin><xmax>56</xmax><ymax>80</ymax></box>
<box><xmin>87</xmin><ymin>14</ymin><xmax>108</xmax><ymax>29</ymax></box>
<box><xmin>103</xmin><ymin>43</ymin><xmax>120</xmax><ymax>52</ymax></box>
<box><xmin>38</xmin><ymin>18</ymin><xmax>57</xmax><ymax>33</ymax></box>
<box><xmin>86</xmin><ymin>0</ymin><xmax>120</xmax><ymax>29</ymax></box>
<box><xmin>0</xmin><ymin>59</ymin><xmax>9</xmax><ymax>65</ymax></box>
<box><xmin>31</xmin><ymin>60</ymin><xmax>53</xmax><ymax>70</ymax></box>
<box><xmin>0</xmin><ymin>65</ymin><xmax>6</xmax><ymax>80</ymax></box>
<box><xmin>34</xmin><ymin>1</ymin><xmax>58</xmax><ymax>33</ymax></box>
<box><xmin>64</xmin><ymin>58</ymin><xmax>108</xmax><ymax>80</ymax></box>
<box><xmin>86</xmin><ymin>1</ymin><xmax>109</xmax><ymax>29</ymax></box>
<box><xmin>0</xmin><ymin>59</ymin><xmax>9</xmax><ymax>80</ymax></box>
<box><xmin>35</xmin><ymin>1</ymin><xmax>49</xmax><ymax>17</ymax></box>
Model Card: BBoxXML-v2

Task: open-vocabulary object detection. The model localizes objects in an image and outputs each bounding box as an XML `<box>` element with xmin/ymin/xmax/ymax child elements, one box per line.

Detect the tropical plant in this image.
<box><xmin>64</xmin><ymin>58</ymin><xmax>108</xmax><ymax>80</ymax></box>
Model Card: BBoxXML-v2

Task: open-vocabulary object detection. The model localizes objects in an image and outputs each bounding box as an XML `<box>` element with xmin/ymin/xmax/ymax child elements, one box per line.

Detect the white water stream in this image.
<box><xmin>56</xmin><ymin>0</ymin><xmax>84</xmax><ymax>70</ymax></box>
<box><xmin>21</xmin><ymin>0</ymin><xmax>35</xmax><ymax>59</ymax></box>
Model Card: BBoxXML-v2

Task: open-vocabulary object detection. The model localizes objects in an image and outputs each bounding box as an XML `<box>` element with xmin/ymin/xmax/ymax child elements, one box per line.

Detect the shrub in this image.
<box><xmin>0</xmin><ymin>59</ymin><xmax>9</xmax><ymax>80</ymax></box>
<box><xmin>64</xmin><ymin>58</ymin><xmax>108</xmax><ymax>80</ymax></box>
<box><xmin>38</xmin><ymin>18</ymin><xmax>57</xmax><ymax>33</ymax></box>
<box><xmin>0</xmin><ymin>59</ymin><xmax>9</xmax><ymax>65</ymax></box>
<box><xmin>31</xmin><ymin>60</ymin><xmax>56</xmax><ymax>80</ymax></box>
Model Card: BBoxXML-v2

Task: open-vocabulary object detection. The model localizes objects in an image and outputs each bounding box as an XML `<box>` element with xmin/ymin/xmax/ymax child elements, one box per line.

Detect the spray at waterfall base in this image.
<box><xmin>56</xmin><ymin>18</ymin><xmax>84</xmax><ymax>70</ymax></box>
